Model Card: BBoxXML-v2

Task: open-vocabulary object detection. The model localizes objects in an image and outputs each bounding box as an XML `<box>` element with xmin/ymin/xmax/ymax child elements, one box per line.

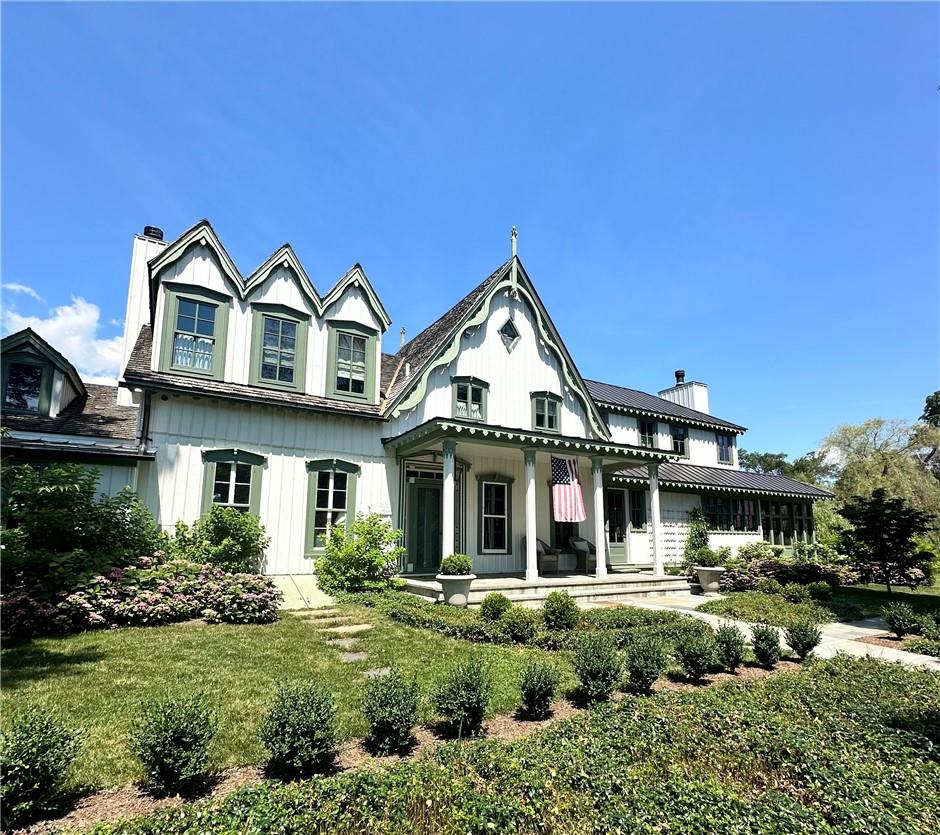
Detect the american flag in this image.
<box><xmin>551</xmin><ymin>456</ymin><xmax>586</xmax><ymax>523</ymax></box>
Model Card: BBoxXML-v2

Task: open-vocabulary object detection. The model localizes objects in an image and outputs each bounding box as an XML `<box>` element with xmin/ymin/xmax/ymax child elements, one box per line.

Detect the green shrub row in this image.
<box><xmin>90</xmin><ymin>656</ymin><xmax>940</xmax><ymax>835</ymax></box>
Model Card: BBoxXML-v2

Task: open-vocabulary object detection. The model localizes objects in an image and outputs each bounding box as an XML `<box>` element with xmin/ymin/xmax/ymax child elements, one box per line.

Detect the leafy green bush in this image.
<box><xmin>362</xmin><ymin>669</ymin><xmax>419</xmax><ymax>755</ymax></box>
<box><xmin>130</xmin><ymin>694</ymin><xmax>217</xmax><ymax>794</ymax></box>
<box><xmin>314</xmin><ymin>514</ymin><xmax>404</xmax><ymax>595</ymax></box>
<box><xmin>691</xmin><ymin>547</ymin><xmax>720</xmax><ymax>568</ymax></box>
<box><xmin>499</xmin><ymin>605</ymin><xmax>540</xmax><ymax>643</ymax></box>
<box><xmin>907</xmin><ymin>637</ymin><xmax>940</xmax><ymax>658</ymax></box>
<box><xmin>698</xmin><ymin>591</ymin><xmax>838</xmax><ymax>628</ymax></box>
<box><xmin>432</xmin><ymin>658</ymin><xmax>491</xmax><ymax>736</ymax></box>
<box><xmin>882</xmin><ymin>602</ymin><xmax>921</xmax><ymax>638</ymax></box>
<box><xmin>755</xmin><ymin>578</ymin><xmax>784</xmax><ymax>596</ymax></box>
<box><xmin>683</xmin><ymin>507</ymin><xmax>709</xmax><ymax>568</ymax></box>
<box><xmin>751</xmin><ymin>624</ymin><xmax>781</xmax><ymax>669</ymax></box>
<box><xmin>785</xmin><ymin>620</ymin><xmax>822</xmax><ymax>661</ymax></box>
<box><xmin>674</xmin><ymin>630</ymin><xmax>717</xmax><ymax>681</ymax></box>
<box><xmin>916</xmin><ymin>612</ymin><xmax>940</xmax><ymax>641</ymax></box>
<box><xmin>781</xmin><ymin>583</ymin><xmax>811</xmax><ymax>603</ymax></box>
<box><xmin>737</xmin><ymin>541</ymin><xmax>776</xmax><ymax>562</ymax></box>
<box><xmin>518</xmin><ymin>660</ymin><xmax>560</xmax><ymax>719</ymax></box>
<box><xmin>715</xmin><ymin>624</ymin><xmax>746</xmax><ymax>673</ymax></box>
<box><xmin>542</xmin><ymin>590</ymin><xmax>580</xmax><ymax>630</ymax></box>
<box><xmin>623</xmin><ymin>633</ymin><xmax>667</xmax><ymax>694</ymax></box>
<box><xmin>479</xmin><ymin>592</ymin><xmax>511</xmax><ymax>621</ymax></box>
<box><xmin>0</xmin><ymin>706</ymin><xmax>80</xmax><ymax>828</ymax></box>
<box><xmin>573</xmin><ymin>632</ymin><xmax>621</xmax><ymax>702</ymax></box>
<box><xmin>805</xmin><ymin>580</ymin><xmax>832</xmax><ymax>601</ymax></box>
<box><xmin>439</xmin><ymin>553</ymin><xmax>473</xmax><ymax>575</ymax></box>
<box><xmin>172</xmin><ymin>506</ymin><xmax>269</xmax><ymax>573</ymax></box>
<box><xmin>259</xmin><ymin>683</ymin><xmax>339</xmax><ymax>777</ymax></box>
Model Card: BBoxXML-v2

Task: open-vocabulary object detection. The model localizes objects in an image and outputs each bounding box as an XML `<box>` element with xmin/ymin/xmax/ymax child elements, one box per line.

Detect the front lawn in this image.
<box><xmin>0</xmin><ymin>605</ymin><xmax>570</xmax><ymax>791</ymax></box>
<box><xmin>96</xmin><ymin>655</ymin><xmax>940</xmax><ymax>834</ymax></box>
<box><xmin>700</xmin><ymin>585</ymin><xmax>940</xmax><ymax>628</ymax></box>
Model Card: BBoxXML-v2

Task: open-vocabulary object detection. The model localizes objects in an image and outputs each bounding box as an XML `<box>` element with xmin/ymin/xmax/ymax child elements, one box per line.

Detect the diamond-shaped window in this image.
<box><xmin>498</xmin><ymin>318</ymin><xmax>520</xmax><ymax>352</ymax></box>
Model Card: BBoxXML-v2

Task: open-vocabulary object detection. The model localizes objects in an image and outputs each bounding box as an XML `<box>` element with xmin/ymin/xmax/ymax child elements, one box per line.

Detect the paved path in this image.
<box><xmin>611</xmin><ymin>593</ymin><xmax>940</xmax><ymax>672</ymax></box>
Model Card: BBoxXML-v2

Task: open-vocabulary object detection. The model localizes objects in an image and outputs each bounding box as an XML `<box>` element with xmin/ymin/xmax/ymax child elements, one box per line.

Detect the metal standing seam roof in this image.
<box><xmin>584</xmin><ymin>379</ymin><xmax>746</xmax><ymax>433</ymax></box>
<box><xmin>612</xmin><ymin>462</ymin><xmax>833</xmax><ymax>499</ymax></box>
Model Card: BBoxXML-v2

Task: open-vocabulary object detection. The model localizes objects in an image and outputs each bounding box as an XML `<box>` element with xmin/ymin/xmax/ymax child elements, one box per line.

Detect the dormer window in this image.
<box><xmin>160</xmin><ymin>285</ymin><xmax>230</xmax><ymax>379</ymax></box>
<box><xmin>498</xmin><ymin>318</ymin><xmax>520</xmax><ymax>352</ymax></box>
<box><xmin>452</xmin><ymin>377</ymin><xmax>488</xmax><ymax>421</ymax></box>
<box><xmin>716</xmin><ymin>433</ymin><xmax>733</xmax><ymax>464</ymax></box>
<box><xmin>327</xmin><ymin>321</ymin><xmax>377</xmax><ymax>403</ymax></box>
<box><xmin>639</xmin><ymin>420</ymin><xmax>657</xmax><ymax>448</ymax></box>
<box><xmin>531</xmin><ymin>392</ymin><xmax>562</xmax><ymax>433</ymax></box>
<box><xmin>3</xmin><ymin>362</ymin><xmax>45</xmax><ymax>413</ymax></box>
<box><xmin>250</xmin><ymin>306</ymin><xmax>308</xmax><ymax>391</ymax></box>
<box><xmin>670</xmin><ymin>425</ymin><xmax>688</xmax><ymax>457</ymax></box>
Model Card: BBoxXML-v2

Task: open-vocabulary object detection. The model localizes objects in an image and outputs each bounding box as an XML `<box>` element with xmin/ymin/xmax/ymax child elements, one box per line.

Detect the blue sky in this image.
<box><xmin>2</xmin><ymin>2</ymin><xmax>937</xmax><ymax>457</ymax></box>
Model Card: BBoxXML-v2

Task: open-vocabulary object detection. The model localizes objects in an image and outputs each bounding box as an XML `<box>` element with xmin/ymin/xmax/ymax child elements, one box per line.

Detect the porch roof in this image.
<box><xmin>382</xmin><ymin>417</ymin><xmax>678</xmax><ymax>463</ymax></box>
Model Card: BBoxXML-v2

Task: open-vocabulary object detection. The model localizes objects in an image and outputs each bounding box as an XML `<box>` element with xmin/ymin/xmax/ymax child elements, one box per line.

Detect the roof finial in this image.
<box><xmin>510</xmin><ymin>226</ymin><xmax>518</xmax><ymax>258</ymax></box>
<box><xmin>510</xmin><ymin>226</ymin><xmax>518</xmax><ymax>296</ymax></box>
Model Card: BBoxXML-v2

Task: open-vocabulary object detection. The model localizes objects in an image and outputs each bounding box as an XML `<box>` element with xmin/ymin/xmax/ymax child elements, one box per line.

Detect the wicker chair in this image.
<box><xmin>569</xmin><ymin>537</ymin><xmax>603</xmax><ymax>574</ymax></box>
<box><xmin>522</xmin><ymin>536</ymin><xmax>560</xmax><ymax>575</ymax></box>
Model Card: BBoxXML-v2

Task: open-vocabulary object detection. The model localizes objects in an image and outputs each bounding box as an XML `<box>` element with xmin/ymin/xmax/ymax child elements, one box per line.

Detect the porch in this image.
<box><xmin>382</xmin><ymin>418</ymin><xmax>681</xmax><ymax>584</ymax></box>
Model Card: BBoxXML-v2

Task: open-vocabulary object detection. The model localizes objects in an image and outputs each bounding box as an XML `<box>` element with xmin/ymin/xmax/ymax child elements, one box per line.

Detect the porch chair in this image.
<box><xmin>522</xmin><ymin>536</ymin><xmax>560</xmax><ymax>575</ymax></box>
<box><xmin>569</xmin><ymin>537</ymin><xmax>611</xmax><ymax>575</ymax></box>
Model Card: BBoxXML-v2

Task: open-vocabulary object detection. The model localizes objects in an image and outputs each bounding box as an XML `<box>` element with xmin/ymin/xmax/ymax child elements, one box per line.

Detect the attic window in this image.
<box><xmin>498</xmin><ymin>318</ymin><xmax>520</xmax><ymax>352</ymax></box>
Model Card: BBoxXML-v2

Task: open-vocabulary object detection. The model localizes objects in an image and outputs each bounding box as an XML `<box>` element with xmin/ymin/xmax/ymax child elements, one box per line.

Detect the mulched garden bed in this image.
<box><xmin>855</xmin><ymin>633</ymin><xmax>919</xmax><ymax>650</ymax></box>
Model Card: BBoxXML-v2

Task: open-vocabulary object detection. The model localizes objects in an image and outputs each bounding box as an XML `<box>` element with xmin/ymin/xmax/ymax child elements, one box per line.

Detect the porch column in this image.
<box><xmin>524</xmin><ymin>448</ymin><xmax>538</xmax><ymax>581</ymax></box>
<box><xmin>442</xmin><ymin>440</ymin><xmax>456</xmax><ymax>560</ymax></box>
<box><xmin>648</xmin><ymin>462</ymin><xmax>664</xmax><ymax>576</ymax></box>
<box><xmin>591</xmin><ymin>456</ymin><xmax>608</xmax><ymax>578</ymax></box>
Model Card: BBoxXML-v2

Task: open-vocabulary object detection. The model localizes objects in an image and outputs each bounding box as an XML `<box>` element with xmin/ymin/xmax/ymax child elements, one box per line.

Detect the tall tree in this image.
<box><xmin>840</xmin><ymin>489</ymin><xmax>935</xmax><ymax>592</ymax></box>
<box><xmin>738</xmin><ymin>449</ymin><xmax>835</xmax><ymax>486</ymax></box>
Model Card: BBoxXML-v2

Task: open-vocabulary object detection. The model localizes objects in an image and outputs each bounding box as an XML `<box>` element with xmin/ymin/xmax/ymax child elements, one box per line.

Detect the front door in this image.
<box><xmin>408</xmin><ymin>479</ymin><xmax>442</xmax><ymax>574</ymax></box>
<box><xmin>605</xmin><ymin>488</ymin><xmax>630</xmax><ymax>568</ymax></box>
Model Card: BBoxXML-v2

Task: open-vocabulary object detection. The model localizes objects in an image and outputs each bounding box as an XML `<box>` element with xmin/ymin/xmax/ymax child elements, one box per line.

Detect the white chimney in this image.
<box><xmin>658</xmin><ymin>368</ymin><xmax>710</xmax><ymax>414</ymax></box>
<box><xmin>117</xmin><ymin>227</ymin><xmax>167</xmax><ymax>406</ymax></box>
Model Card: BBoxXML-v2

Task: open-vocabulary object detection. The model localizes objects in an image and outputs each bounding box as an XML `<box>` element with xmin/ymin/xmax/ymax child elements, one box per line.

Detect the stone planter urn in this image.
<box><xmin>695</xmin><ymin>565</ymin><xmax>726</xmax><ymax>595</ymax></box>
<box><xmin>436</xmin><ymin>574</ymin><xmax>477</xmax><ymax>608</ymax></box>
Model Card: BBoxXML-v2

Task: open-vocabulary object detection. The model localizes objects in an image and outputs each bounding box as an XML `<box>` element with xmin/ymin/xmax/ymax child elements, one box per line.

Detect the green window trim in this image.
<box><xmin>476</xmin><ymin>472</ymin><xmax>513</xmax><ymax>555</ymax></box>
<box><xmin>249</xmin><ymin>307</ymin><xmax>308</xmax><ymax>391</ymax></box>
<box><xmin>531</xmin><ymin>391</ymin><xmax>562</xmax><ymax>434</ymax></box>
<box><xmin>1</xmin><ymin>355</ymin><xmax>54</xmax><ymax>416</ymax></box>
<box><xmin>452</xmin><ymin>376</ymin><xmax>489</xmax><ymax>422</ymax></box>
<box><xmin>305</xmin><ymin>459</ymin><xmax>359</xmax><ymax>556</ymax></box>
<box><xmin>670</xmin><ymin>424</ymin><xmax>689</xmax><ymax>458</ymax></box>
<box><xmin>716</xmin><ymin>433</ymin><xmax>733</xmax><ymax>465</ymax></box>
<box><xmin>159</xmin><ymin>285</ymin><xmax>231</xmax><ymax>380</ymax></box>
<box><xmin>326</xmin><ymin>320</ymin><xmax>377</xmax><ymax>404</ymax></box>
<box><xmin>638</xmin><ymin>420</ymin><xmax>657</xmax><ymax>449</ymax></box>
<box><xmin>200</xmin><ymin>448</ymin><xmax>265</xmax><ymax>516</ymax></box>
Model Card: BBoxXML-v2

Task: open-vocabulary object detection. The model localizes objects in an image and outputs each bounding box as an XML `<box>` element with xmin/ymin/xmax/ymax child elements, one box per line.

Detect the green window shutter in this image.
<box><xmin>201</xmin><ymin>461</ymin><xmax>216</xmax><ymax>515</ymax></box>
<box><xmin>345</xmin><ymin>472</ymin><xmax>358</xmax><ymax>530</ymax></box>
<box><xmin>249</xmin><ymin>463</ymin><xmax>264</xmax><ymax>516</ymax></box>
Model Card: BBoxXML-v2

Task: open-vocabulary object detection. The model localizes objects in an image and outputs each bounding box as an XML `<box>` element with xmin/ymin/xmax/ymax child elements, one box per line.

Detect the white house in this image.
<box><xmin>1</xmin><ymin>221</ymin><xmax>830</xmax><ymax>596</ymax></box>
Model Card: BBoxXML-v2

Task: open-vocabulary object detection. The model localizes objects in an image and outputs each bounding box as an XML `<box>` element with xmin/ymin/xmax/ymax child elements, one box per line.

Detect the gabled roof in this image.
<box><xmin>612</xmin><ymin>462</ymin><xmax>832</xmax><ymax>499</ymax></box>
<box><xmin>2</xmin><ymin>383</ymin><xmax>140</xmax><ymax>442</ymax></box>
<box><xmin>585</xmin><ymin>379</ymin><xmax>746</xmax><ymax>434</ymax></box>
<box><xmin>1</xmin><ymin>328</ymin><xmax>86</xmax><ymax>401</ymax></box>
<box><xmin>147</xmin><ymin>220</ymin><xmax>391</xmax><ymax>331</ymax></box>
<box><xmin>382</xmin><ymin>257</ymin><xmax>612</xmax><ymax>439</ymax></box>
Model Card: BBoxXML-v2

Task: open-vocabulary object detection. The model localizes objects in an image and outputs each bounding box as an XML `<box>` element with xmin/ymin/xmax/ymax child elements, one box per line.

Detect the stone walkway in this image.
<box><xmin>613</xmin><ymin>593</ymin><xmax>940</xmax><ymax>671</ymax></box>
<box><xmin>293</xmin><ymin>608</ymin><xmax>390</xmax><ymax>679</ymax></box>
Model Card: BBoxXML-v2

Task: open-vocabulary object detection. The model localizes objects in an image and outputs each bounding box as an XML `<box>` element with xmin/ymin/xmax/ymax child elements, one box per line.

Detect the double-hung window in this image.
<box><xmin>202</xmin><ymin>449</ymin><xmax>265</xmax><ymax>516</ymax></box>
<box><xmin>670</xmin><ymin>425</ymin><xmax>688</xmax><ymax>457</ymax></box>
<box><xmin>161</xmin><ymin>286</ymin><xmax>229</xmax><ymax>378</ymax></box>
<box><xmin>716</xmin><ymin>433</ymin><xmax>732</xmax><ymax>464</ymax></box>
<box><xmin>532</xmin><ymin>392</ymin><xmax>561</xmax><ymax>433</ymax></box>
<box><xmin>639</xmin><ymin>420</ymin><xmax>657</xmax><ymax>448</ymax></box>
<box><xmin>250</xmin><ymin>307</ymin><xmax>307</xmax><ymax>390</ymax></box>
<box><xmin>305</xmin><ymin>460</ymin><xmax>359</xmax><ymax>553</ymax></box>
<box><xmin>453</xmin><ymin>377</ymin><xmax>487</xmax><ymax>421</ymax></box>
<box><xmin>328</xmin><ymin>323</ymin><xmax>376</xmax><ymax>402</ymax></box>
<box><xmin>629</xmin><ymin>490</ymin><xmax>647</xmax><ymax>528</ymax></box>
<box><xmin>478</xmin><ymin>475</ymin><xmax>512</xmax><ymax>554</ymax></box>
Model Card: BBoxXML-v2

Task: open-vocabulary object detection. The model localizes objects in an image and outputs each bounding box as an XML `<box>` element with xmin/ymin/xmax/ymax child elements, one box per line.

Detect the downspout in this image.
<box><xmin>133</xmin><ymin>389</ymin><xmax>152</xmax><ymax>494</ymax></box>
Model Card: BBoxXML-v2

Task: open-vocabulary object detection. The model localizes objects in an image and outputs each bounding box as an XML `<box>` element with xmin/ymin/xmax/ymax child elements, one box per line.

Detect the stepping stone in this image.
<box><xmin>321</xmin><ymin>623</ymin><xmax>374</xmax><ymax>635</ymax></box>
<box><xmin>303</xmin><ymin>608</ymin><xmax>344</xmax><ymax>619</ymax></box>
<box><xmin>340</xmin><ymin>652</ymin><xmax>368</xmax><ymax>663</ymax></box>
<box><xmin>327</xmin><ymin>638</ymin><xmax>359</xmax><ymax>649</ymax></box>
<box><xmin>363</xmin><ymin>667</ymin><xmax>391</xmax><ymax>679</ymax></box>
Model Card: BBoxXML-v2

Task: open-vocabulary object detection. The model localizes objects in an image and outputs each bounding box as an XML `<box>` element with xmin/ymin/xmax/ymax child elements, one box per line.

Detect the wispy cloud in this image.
<box><xmin>3</xmin><ymin>297</ymin><xmax>123</xmax><ymax>383</ymax></box>
<box><xmin>2</xmin><ymin>283</ymin><xmax>46</xmax><ymax>303</ymax></box>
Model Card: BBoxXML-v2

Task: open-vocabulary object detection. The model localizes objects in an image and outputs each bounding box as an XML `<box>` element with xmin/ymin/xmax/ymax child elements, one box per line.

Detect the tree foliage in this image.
<box><xmin>738</xmin><ymin>449</ymin><xmax>836</xmax><ymax>486</ymax></box>
<box><xmin>840</xmin><ymin>488</ymin><xmax>935</xmax><ymax>592</ymax></box>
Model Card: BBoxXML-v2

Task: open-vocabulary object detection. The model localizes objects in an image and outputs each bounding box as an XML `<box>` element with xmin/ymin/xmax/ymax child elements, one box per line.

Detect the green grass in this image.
<box><xmin>699</xmin><ymin>584</ymin><xmax>940</xmax><ymax>628</ymax></box>
<box><xmin>0</xmin><ymin>605</ymin><xmax>571</xmax><ymax>791</ymax></box>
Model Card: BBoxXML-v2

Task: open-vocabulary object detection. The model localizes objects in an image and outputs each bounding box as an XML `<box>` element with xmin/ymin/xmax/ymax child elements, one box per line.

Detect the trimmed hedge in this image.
<box><xmin>91</xmin><ymin>657</ymin><xmax>940</xmax><ymax>835</ymax></box>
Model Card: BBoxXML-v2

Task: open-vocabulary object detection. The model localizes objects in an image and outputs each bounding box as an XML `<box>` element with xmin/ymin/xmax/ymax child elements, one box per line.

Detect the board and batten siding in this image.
<box><xmin>93</xmin><ymin>464</ymin><xmax>137</xmax><ymax>497</ymax></box>
<box><xmin>140</xmin><ymin>396</ymin><xmax>397</xmax><ymax>575</ymax></box>
<box><xmin>605</xmin><ymin>413</ymin><xmax>739</xmax><ymax>469</ymax></box>
<box><xmin>388</xmin><ymin>293</ymin><xmax>594</xmax><ymax>439</ymax></box>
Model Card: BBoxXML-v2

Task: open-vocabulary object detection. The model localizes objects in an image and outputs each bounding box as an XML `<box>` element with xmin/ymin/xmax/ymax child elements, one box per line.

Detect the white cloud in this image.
<box><xmin>3</xmin><ymin>297</ymin><xmax>123</xmax><ymax>383</ymax></box>
<box><xmin>2</xmin><ymin>283</ymin><xmax>46</xmax><ymax>303</ymax></box>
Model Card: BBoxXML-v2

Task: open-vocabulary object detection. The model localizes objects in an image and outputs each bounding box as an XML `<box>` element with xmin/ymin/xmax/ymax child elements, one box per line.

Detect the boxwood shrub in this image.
<box><xmin>751</xmin><ymin>624</ymin><xmax>781</xmax><ymax>669</ymax></box>
<box><xmin>432</xmin><ymin>658</ymin><xmax>491</xmax><ymax>737</ymax></box>
<box><xmin>623</xmin><ymin>633</ymin><xmax>667</xmax><ymax>694</ymax></box>
<box><xmin>674</xmin><ymin>629</ymin><xmax>718</xmax><ymax>682</ymax></box>
<box><xmin>572</xmin><ymin>632</ymin><xmax>621</xmax><ymax>703</ymax></box>
<box><xmin>259</xmin><ymin>683</ymin><xmax>339</xmax><ymax>777</ymax></box>
<box><xmin>362</xmin><ymin>669</ymin><xmax>419</xmax><ymax>755</ymax></box>
<box><xmin>882</xmin><ymin>602</ymin><xmax>921</xmax><ymax>638</ymax></box>
<box><xmin>479</xmin><ymin>592</ymin><xmax>512</xmax><ymax>621</ymax></box>
<box><xmin>785</xmin><ymin>620</ymin><xmax>822</xmax><ymax>661</ymax></box>
<box><xmin>499</xmin><ymin>605</ymin><xmax>540</xmax><ymax>643</ymax></box>
<box><xmin>518</xmin><ymin>660</ymin><xmax>561</xmax><ymax>719</ymax></box>
<box><xmin>541</xmin><ymin>590</ymin><xmax>580</xmax><ymax>630</ymax></box>
<box><xmin>715</xmin><ymin>623</ymin><xmax>746</xmax><ymax>673</ymax></box>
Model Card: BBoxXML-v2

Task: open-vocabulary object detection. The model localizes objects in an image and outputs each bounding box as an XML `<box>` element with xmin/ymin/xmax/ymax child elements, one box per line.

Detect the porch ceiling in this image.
<box><xmin>382</xmin><ymin>417</ymin><xmax>678</xmax><ymax>466</ymax></box>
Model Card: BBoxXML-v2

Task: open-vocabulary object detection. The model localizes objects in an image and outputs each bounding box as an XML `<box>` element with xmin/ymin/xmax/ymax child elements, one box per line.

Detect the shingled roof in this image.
<box><xmin>123</xmin><ymin>325</ymin><xmax>384</xmax><ymax>419</ymax></box>
<box><xmin>585</xmin><ymin>379</ymin><xmax>746</xmax><ymax>433</ymax></box>
<box><xmin>1</xmin><ymin>384</ymin><xmax>140</xmax><ymax>441</ymax></box>
<box><xmin>382</xmin><ymin>259</ymin><xmax>512</xmax><ymax>406</ymax></box>
<box><xmin>612</xmin><ymin>462</ymin><xmax>832</xmax><ymax>499</ymax></box>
